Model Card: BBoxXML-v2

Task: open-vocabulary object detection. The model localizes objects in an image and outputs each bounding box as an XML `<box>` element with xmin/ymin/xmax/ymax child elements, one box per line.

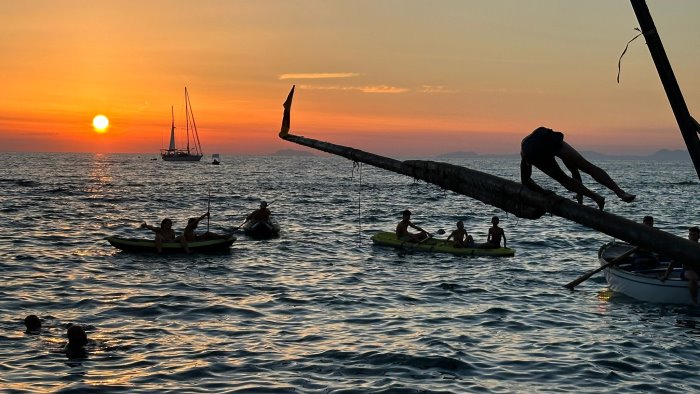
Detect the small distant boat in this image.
<box><xmin>241</xmin><ymin>219</ymin><xmax>280</xmax><ymax>239</ymax></box>
<box><xmin>212</xmin><ymin>154</ymin><xmax>221</xmax><ymax>165</ymax></box>
<box><xmin>599</xmin><ymin>242</ymin><xmax>692</xmax><ymax>305</ymax></box>
<box><xmin>106</xmin><ymin>235</ymin><xmax>236</xmax><ymax>253</ymax></box>
<box><xmin>371</xmin><ymin>231</ymin><xmax>515</xmax><ymax>257</ymax></box>
<box><xmin>161</xmin><ymin>87</ymin><xmax>204</xmax><ymax>161</ymax></box>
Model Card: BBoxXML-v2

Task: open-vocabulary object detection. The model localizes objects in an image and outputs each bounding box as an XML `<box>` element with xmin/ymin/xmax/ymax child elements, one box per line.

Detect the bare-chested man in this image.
<box><xmin>396</xmin><ymin>209</ymin><xmax>428</xmax><ymax>243</ymax></box>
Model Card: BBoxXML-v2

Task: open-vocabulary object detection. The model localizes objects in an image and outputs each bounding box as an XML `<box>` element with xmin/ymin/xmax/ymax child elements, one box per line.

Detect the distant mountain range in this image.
<box><xmin>434</xmin><ymin>149</ymin><xmax>692</xmax><ymax>162</ymax></box>
<box><xmin>269</xmin><ymin>148</ymin><xmax>692</xmax><ymax>161</ymax></box>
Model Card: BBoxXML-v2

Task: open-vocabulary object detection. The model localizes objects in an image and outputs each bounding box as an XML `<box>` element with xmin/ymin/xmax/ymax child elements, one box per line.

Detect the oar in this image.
<box><xmin>402</xmin><ymin>229</ymin><xmax>445</xmax><ymax>249</ymax></box>
<box><xmin>232</xmin><ymin>219</ymin><xmax>248</xmax><ymax>232</ymax></box>
<box><xmin>564</xmin><ymin>246</ymin><xmax>639</xmax><ymax>290</ymax></box>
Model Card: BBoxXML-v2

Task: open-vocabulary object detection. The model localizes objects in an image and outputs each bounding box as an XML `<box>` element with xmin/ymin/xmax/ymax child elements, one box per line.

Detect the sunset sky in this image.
<box><xmin>2</xmin><ymin>1</ymin><xmax>699</xmax><ymax>156</ymax></box>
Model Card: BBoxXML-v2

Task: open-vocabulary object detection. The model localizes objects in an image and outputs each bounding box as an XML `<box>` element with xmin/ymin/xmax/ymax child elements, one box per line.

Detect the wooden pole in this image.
<box><xmin>630</xmin><ymin>0</ymin><xmax>700</xmax><ymax>180</ymax></box>
<box><xmin>277</xmin><ymin>86</ymin><xmax>700</xmax><ymax>270</ymax></box>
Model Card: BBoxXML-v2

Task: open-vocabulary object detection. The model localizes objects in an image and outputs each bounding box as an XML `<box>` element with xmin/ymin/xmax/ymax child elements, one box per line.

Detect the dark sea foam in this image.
<box><xmin>2</xmin><ymin>152</ymin><xmax>700</xmax><ymax>393</ymax></box>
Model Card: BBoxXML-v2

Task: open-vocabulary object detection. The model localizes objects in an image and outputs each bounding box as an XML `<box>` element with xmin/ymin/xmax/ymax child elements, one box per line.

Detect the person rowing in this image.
<box><xmin>246</xmin><ymin>201</ymin><xmax>271</xmax><ymax>223</ymax></box>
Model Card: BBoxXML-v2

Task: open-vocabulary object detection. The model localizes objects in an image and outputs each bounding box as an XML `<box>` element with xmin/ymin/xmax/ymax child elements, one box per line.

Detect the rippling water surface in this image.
<box><xmin>2</xmin><ymin>152</ymin><xmax>700</xmax><ymax>393</ymax></box>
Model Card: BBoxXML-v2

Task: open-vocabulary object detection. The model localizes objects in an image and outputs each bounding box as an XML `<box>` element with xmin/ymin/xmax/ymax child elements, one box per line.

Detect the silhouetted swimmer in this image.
<box><xmin>65</xmin><ymin>325</ymin><xmax>88</xmax><ymax>358</ymax></box>
<box><xmin>24</xmin><ymin>315</ymin><xmax>41</xmax><ymax>334</ymax></box>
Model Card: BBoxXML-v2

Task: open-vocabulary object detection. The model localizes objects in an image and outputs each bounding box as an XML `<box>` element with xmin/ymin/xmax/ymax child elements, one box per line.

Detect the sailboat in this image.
<box><xmin>161</xmin><ymin>87</ymin><xmax>204</xmax><ymax>161</ymax></box>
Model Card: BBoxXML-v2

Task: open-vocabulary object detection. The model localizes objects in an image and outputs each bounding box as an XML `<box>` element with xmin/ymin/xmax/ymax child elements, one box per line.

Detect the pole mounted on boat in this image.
<box><xmin>629</xmin><ymin>0</ymin><xmax>700</xmax><ymax>180</ymax></box>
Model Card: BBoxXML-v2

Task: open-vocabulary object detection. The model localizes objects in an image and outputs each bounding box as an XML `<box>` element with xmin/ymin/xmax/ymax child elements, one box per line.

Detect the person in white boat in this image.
<box><xmin>396</xmin><ymin>209</ymin><xmax>428</xmax><ymax>243</ymax></box>
<box><xmin>661</xmin><ymin>226</ymin><xmax>700</xmax><ymax>305</ymax></box>
<box><xmin>629</xmin><ymin>216</ymin><xmax>660</xmax><ymax>270</ymax></box>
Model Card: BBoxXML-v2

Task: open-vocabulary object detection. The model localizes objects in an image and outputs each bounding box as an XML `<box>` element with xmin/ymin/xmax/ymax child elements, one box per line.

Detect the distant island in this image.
<box><xmin>433</xmin><ymin>149</ymin><xmax>691</xmax><ymax>162</ymax></box>
<box><xmin>580</xmin><ymin>149</ymin><xmax>690</xmax><ymax>162</ymax></box>
<box><xmin>271</xmin><ymin>149</ymin><xmax>315</xmax><ymax>157</ymax></box>
<box><xmin>434</xmin><ymin>151</ymin><xmax>479</xmax><ymax>159</ymax></box>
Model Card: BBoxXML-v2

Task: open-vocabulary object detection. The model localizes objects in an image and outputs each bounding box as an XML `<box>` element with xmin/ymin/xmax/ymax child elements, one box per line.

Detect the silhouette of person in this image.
<box><xmin>520</xmin><ymin>127</ymin><xmax>636</xmax><ymax>210</ymax></box>
<box><xmin>65</xmin><ymin>325</ymin><xmax>89</xmax><ymax>359</ymax></box>
<box><xmin>24</xmin><ymin>315</ymin><xmax>41</xmax><ymax>334</ymax></box>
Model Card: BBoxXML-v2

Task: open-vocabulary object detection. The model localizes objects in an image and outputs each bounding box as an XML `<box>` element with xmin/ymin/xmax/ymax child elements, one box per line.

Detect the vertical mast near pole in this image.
<box><xmin>630</xmin><ymin>0</ymin><xmax>700</xmax><ymax>180</ymax></box>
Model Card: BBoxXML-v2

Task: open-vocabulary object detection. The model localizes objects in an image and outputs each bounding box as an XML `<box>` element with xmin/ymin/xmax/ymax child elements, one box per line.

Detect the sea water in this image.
<box><xmin>1</xmin><ymin>152</ymin><xmax>700</xmax><ymax>393</ymax></box>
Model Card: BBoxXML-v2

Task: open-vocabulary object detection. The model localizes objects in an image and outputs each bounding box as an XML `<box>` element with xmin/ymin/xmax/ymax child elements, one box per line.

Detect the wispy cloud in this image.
<box><xmin>297</xmin><ymin>84</ymin><xmax>409</xmax><ymax>94</ymax></box>
<box><xmin>359</xmin><ymin>85</ymin><xmax>409</xmax><ymax>94</ymax></box>
<box><xmin>418</xmin><ymin>85</ymin><xmax>459</xmax><ymax>94</ymax></box>
<box><xmin>278</xmin><ymin>73</ymin><xmax>361</xmax><ymax>80</ymax></box>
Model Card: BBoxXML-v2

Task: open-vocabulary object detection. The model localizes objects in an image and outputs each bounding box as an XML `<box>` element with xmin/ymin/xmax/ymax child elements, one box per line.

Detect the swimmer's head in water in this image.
<box><xmin>24</xmin><ymin>315</ymin><xmax>41</xmax><ymax>333</ymax></box>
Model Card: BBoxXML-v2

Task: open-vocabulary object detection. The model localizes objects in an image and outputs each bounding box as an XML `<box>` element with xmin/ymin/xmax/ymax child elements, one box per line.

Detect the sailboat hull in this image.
<box><xmin>161</xmin><ymin>151</ymin><xmax>203</xmax><ymax>161</ymax></box>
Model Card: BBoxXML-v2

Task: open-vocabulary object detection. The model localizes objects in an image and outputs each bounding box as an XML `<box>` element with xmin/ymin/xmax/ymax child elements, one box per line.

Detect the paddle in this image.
<box><xmin>426</xmin><ymin>228</ymin><xmax>446</xmax><ymax>241</ymax></box>
<box><xmin>233</xmin><ymin>220</ymin><xmax>248</xmax><ymax>231</ymax></box>
<box><xmin>564</xmin><ymin>246</ymin><xmax>639</xmax><ymax>290</ymax></box>
<box><xmin>401</xmin><ymin>229</ymin><xmax>445</xmax><ymax>249</ymax></box>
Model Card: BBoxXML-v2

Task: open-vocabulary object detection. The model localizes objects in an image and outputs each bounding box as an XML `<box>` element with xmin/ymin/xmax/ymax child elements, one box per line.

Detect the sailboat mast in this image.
<box><xmin>185</xmin><ymin>87</ymin><xmax>191</xmax><ymax>154</ymax></box>
<box><xmin>167</xmin><ymin>105</ymin><xmax>176</xmax><ymax>151</ymax></box>
<box><xmin>187</xmin><ymin>91</ymin><xmax>203</xmax><ymax>155</ymax></box>
<box><xmin>630</xmin><ymin>0</ymin><xmax>700</xmax><ymax>180</ymax></box>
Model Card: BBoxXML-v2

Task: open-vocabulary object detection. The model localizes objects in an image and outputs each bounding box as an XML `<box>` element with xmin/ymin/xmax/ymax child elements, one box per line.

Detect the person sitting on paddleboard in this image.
<box><xmin>141</xmin><ymin>218</ymin><xmax>176</xmax><ymax>253</ymax></box>
<box><xmin>480</xmin><ymin>216</ymin><xmax>506</xmax><ymax>249</ymax></box>
<box><xmin>446</xmin><ymin>220</ymin><xmax>474</xmax><ymax>248</ymax></box>
<box><xmin>396</xmin><ymin>209</ymin><xmax>428</xmax><ymax>243</ymax></box>
<box><xmin>246</xmin><ymin>201</ymin><xmax>271</xmax><ymax>222</ymax></box>
<box><xmin>520</xmin><ymin>127</ymin><xmax>636</xmax><ymax>210</ymax></box>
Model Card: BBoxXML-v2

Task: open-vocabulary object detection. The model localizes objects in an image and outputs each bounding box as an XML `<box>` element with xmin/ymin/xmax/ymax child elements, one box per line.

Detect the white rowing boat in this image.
<box><xmin>599</xmin><ymin>242</ymin><xmax>694</xmax><ymax>305</ymax></box>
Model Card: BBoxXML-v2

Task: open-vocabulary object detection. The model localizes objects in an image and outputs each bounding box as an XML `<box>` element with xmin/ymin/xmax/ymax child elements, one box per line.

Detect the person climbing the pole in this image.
<box><xmin>520</xmin><ymin>127</ymin><xmax>636</xmax><ymax>210</ymax></box>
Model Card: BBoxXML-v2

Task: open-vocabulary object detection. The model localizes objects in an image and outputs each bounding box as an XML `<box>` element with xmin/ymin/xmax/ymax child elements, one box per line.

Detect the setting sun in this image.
<box><xmin>92</xmin><ymin>115</ymin><xmax>109</xmax><ymax>133</ymax></box>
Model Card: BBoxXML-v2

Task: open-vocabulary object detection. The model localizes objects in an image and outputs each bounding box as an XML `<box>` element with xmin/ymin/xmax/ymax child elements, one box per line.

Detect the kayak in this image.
<box><xmin>241</xmin><ymin>219</ymin><xmax>280</xmax><ymax>239</ymax></box>
<box><xmin>106</xmin><ymin>235</ymin><xmax>236</xmax><ymax>253</ymax></box>
<box><xmin>371</xmin><ymin>231</ymin><xmax>515</xmax><ymax>257</ymax></box>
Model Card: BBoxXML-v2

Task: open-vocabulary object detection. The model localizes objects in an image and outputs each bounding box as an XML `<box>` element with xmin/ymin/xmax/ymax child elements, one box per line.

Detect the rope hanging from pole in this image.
<box><xmin>351</xmin><ymin>161</ymin><xmax>363</xmax><ymax>246</ymax></box>
<box><xmin>617</xmin><ymin>27</ymin><xmax>642</xmax><ymax>84</ymax></box>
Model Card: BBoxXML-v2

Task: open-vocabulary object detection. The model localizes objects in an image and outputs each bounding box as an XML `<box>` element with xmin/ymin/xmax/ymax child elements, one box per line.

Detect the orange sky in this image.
<box><xmin>1</xmin><ymin>1</ymin><xmax>699</xmax><ymax>156</ymax></box>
